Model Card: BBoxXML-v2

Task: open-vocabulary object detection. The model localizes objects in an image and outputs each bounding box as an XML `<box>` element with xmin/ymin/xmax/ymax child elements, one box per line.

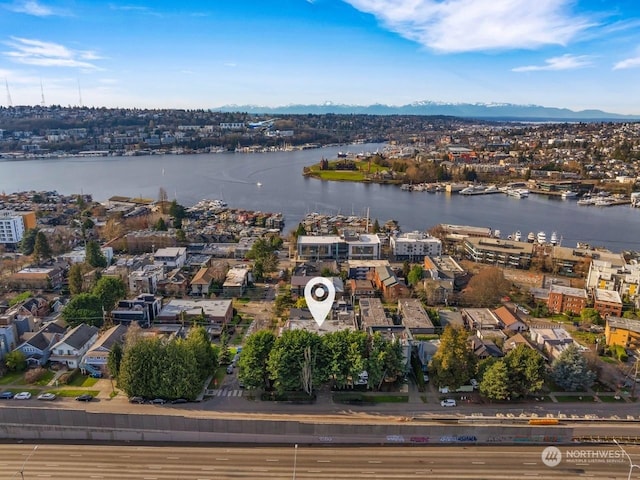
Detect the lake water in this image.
<box><xmin>1</xmin><ymin>143</ymin><xmax>639</xmax><ymax>252</ymax></box>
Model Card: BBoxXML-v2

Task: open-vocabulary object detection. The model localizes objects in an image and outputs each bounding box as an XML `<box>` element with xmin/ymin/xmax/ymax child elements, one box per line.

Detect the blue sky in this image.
<box><xmin>0</xmin><ymin>0</ymin><xmax>639</xmax><ymax>113</ymax></box>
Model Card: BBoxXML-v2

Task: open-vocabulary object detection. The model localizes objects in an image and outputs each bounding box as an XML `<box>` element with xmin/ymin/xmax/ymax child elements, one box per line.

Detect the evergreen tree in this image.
<box><xmin>33</xmin><ymin>231</ymin><xmax>52</xmax><ymax>262</ymax></box>
<box><xmin>20</xmin><ymin>228</ymin><xmax>39</xmax><ymax>255</ymax></box>
<box><xmin>551</xmin><ymin>344</ymin><xmax>596</xmax><ymax>392</ymax></box>
<box><xmin>479</xmin><ymin>360</ymin><xmax>510</xmax><ymax>400</ymax></box>
<box><xmin>86</xmin><ymin>240</ymin><xmax>107</xmax><ymax>268</ymax></box>
<box><xmin>68</xmin><ymin>263</ymin><xmax>85</xmax><ymax>295</ymax></box>
<box><xmin>431</xmin><ymin>326</ymin><xmax>476</xmax><ymax>389</ymax></box>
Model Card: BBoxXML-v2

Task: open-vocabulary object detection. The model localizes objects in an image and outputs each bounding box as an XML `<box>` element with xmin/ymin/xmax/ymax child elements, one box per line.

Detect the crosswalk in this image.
<box><xmin>207</xmin><ymin>389</ymin><xmax>244</xmax><ymax>397</ymax></box>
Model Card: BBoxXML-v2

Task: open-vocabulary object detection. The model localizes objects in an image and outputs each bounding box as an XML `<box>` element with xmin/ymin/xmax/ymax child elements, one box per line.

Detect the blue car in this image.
<box><xmin>0</xmin><ymin>391</ymin><xmax>14</xmax><ymax>399</ymax></box>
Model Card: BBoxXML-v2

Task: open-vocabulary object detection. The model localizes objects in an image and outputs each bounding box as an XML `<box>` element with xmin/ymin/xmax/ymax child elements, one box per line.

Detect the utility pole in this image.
<box><xmin>18</xmin><ymin>445</ymin><xmax>38</xmax><ymax>480</ymax></box>
<box><xmin>292</xmin><ymin>444</ymin><xmax>298</xmax><ymax>480</ymax></box>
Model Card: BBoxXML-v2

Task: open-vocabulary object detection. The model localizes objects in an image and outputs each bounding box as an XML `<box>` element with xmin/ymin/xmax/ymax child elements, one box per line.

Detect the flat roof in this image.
<box><xmin>465</xmin><ymin>237</ymin><xmax>535</xmax><ymax>254</ymax></box>
<box><xmin>159</xmin><ymin>299</ymin><xmax>232</xmax><ymax>318</ymax></box>
<box><xmin>223</xmin><ymin>268</ymin><xmax>248</xmax><ymax>287</ymax></box>
<box><xmin>549</xmin><ymin>284</ymin><xmax>588</xmax><ymax>298</ymax></box>
<box><xmin>594</xmin><ymin>289</ymin><xmax>622</xmax><ymax>304</ymax></box>
<box><xmin>607</xmin><ymin>316</ymin><xmax>640</xmax><ymax>334</ymax></box>
<box><xmin>359</xmin><ymin>297</ymin><xmax>391</xmax><ymax>327</ymax></box>
<box><xmin>155</xmin><ymin>247</ymin><xmax>186</xmax><ymax>257</ymax></box>
<box><xmin>298</xmin><ymin>235</ymin><xmax>342</xmax><ymax>245</ymax></box>
<box><xmin>398</xmin><ymin>298</ymin><xmax>434</xmax><ymax>330</ymax></box>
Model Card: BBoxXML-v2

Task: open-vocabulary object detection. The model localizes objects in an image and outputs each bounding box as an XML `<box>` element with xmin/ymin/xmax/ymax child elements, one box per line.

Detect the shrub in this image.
<box><xmin>58</xmin><ymin>368</ymin><xmax>80</xmax><ymax>385</ymax></box>
<box><xmin>25</xmin><ymin>367</ymin><xmax>47</xmax><ymax>384</ymax></box>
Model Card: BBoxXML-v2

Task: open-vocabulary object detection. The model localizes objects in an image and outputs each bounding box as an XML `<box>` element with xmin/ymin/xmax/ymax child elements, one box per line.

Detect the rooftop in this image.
<box><xmin>607</xmin><ymin>316</ymin><xmax>640</xmax><ymax>334</ymax></box>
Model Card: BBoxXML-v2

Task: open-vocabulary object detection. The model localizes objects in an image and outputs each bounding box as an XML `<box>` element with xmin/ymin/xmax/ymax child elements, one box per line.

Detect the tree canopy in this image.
<box><xmin>551</xmin><ymin>344</ymin><xmax>596</xmax><ymax>392</ymax></box>
<box><xmin>62</xmin><ymin>293</ymin><xmax>104</xmax><ymax>328</ymax></box>
<box><xmin>461</xmin><ymin>267</ymin><xmax>511</xmax><ymax>307</ymax></box>
<box><xmin>33</xmin><ymin>231</ymin><xmax>52</xmax><ymax>262</ymax></box>
<box><xmin>93</xmin><ymin>276</ymin><xmax>127</xmax><ymax>312</ymax></box>
<box><xmin>430</xmin><ymin>326</ymin><xmax>476</xmax><ymax>389</ymax></box>
<box><xmin>86</xmin><ymin>240</ymin><xmax>107</xmax><ymax>268</ymax></box>
<box><xmin>238</xmin><ymin>330</ymin><xmax>276</xmax><ymax>390</ymax></box>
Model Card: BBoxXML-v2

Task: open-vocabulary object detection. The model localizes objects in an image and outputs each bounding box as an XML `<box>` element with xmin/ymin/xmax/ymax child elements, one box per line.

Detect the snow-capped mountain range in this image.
<box><xmin>213</xmin><ymin>101</ymin><xmax>639</xmax><ymax>120</ymax></box>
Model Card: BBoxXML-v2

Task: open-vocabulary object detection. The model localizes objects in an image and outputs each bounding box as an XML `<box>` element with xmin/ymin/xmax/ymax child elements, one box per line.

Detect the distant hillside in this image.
<box><xmin>213</xmin><ymin>101</ymin><xmax>640</xmax><ymax>121</ymax></box>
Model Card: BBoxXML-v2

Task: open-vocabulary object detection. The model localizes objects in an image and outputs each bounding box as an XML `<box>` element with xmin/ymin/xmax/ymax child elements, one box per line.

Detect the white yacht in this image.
<box><xmin>514</xmin><ymin>231</ymin><xmax>522</xmax><ymax>242</ymax></box>
<box><xmin>550</xmin><ymin>232</ymin><xmax>558</xmax><ymax>245</ymax></box>
<box><xmin>527</xmin><ymin>232</ymin><xmax>535</xmax><ymax>243</ymax></box>
<box><xmin>537</xmin><ymin>231</ymin><xmax>546</xmax><ymax>244</ymax></box>
<box><xmin>561</xmin><ymin>191</ymin><xmax>578</xmax><ymax>199</ymax></box>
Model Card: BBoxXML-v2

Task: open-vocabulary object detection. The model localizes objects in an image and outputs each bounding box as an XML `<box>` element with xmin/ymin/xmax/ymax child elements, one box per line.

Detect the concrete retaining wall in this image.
<box><xmin>0</xmin><ymin>407</ymin><xmax>573</xmax><ymax>445</ymax></box>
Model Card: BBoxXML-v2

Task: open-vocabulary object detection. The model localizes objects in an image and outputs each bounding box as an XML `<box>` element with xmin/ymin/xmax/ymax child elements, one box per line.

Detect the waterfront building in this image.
<box><xmin>463</xmin><ymin>237</ymin><xmax>534</xmax><ymax>269</ymax></box>
<box><xmin>297</xmin><ymin>233</ymin><xmax>380</xmax><ymax>261</ymax></box>
<box><xmin>390</xmin><ymin>231</ymin><xmax>442</xmax><ymax>260</ymax></box>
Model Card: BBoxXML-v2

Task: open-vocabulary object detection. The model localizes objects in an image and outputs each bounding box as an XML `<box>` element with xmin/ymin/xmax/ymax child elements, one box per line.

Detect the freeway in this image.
<box><xmin>2</xmin><ymin>443</ymin><xmax>639</xmax><ymax>479</ymax></box>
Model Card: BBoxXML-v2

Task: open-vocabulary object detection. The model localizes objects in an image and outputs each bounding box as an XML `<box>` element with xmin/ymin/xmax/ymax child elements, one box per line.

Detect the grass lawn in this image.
<box><xmin>235</xmin><ymin>298</ymin><xmax>251</xmax><ymax>304</ymax></box>
<box><xmin>598</xmin><ymin>395</ymin><xmax>627</xmax><ymax>403</ymax></box>
<box><xmin>555</xmin><ymin>395</ymin><xmax>595</xmax><ymax>402</ymax></box>
<box><xmin>50</xmin><ymin>389</ymin><xmax>100</xmax><ymax>397</ymax></box>
<box><xmin>32</xmin><ymin>370</ymin><xmax>55</xmax><ymax>386</ymax></box>
<box><xmin>0</xmin><ymin>371</ymin><xmax>23</xmax><ymax>385</ymax></box>
<box><xmin>66</xmin><ymin>376</ymin><xmax>99</xmax><ymax>388</ymax></box>
<box><xmin>208</xmin><ymin>366</ymin><xmax>227</xmax><ymax>389</ymax></box>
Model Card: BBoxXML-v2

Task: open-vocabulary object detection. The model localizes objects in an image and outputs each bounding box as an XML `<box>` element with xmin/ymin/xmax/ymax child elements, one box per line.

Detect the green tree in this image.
<box><xmin>92</xmin><ymin>276</ymin><xmax>127</xmax><ymax>312</ymax></box>
<box><xmin>503</xmin><ymin>345</ymin><xmax>546</xmax><ymax>398</ymax></box>
<box><xmin>86</xmin><ymin>240</ymin><xmax>107</xmax><ymax>268</ymax></box>
<box><xmin>407</xmin><ymin>265</ymin><xmax>424</xmax><ymax>286</ymax></box>
<box><xmin>4</xmin><ymin>350</ymin><xmax>27</xmax><ymax>372</ymax></box>
<box><xmin>62</xmin><ymin>293</ymin><xmax>104</xmax><ymax>327</ymax></box>
<box><xmin>580</xmin><ymin>308</ymin><xmax>602</xmax><ymax>326</ymax></box>
<box><xmin>176</xmin><ymin>228</ymin><xmax>187</xmax><ymax>242</ymax></box>
<box><xmin>323</xmin><ymin>330</ymin><xmax>368</xmax><ymax>389</ymax></box>
<box><xmin>154</xmin><ymin>217</ymin><xmax>168</xmax><ymax>231</ymax></box>
<box><xmin>218</xmin><ymin>330</ymin><xmax>231</xmax><ymax>365</ymax></box>
<box><xmin>107</xmin><ymin>342</ymin><xmax>124</xmax><ymax>380</ymax></box>
<box><xmin>20</xmin><ymin>228</ymin><xmax>39</xmax><ymax>255</ymax></box>
<box><xmin>294</xmin><ymin>223</ymin><xmax>306</xmax><ymax>239</ymax></box>
<box><xmin>431</xmin><ymin>326</ymin><xmax>476</xmax><ymax>389</ymax></box>
<box><xmin>267</xmin><ymin>329</ymin><xmax>328</xmax><ymax>395</ymax></box>
<box><xmin>238</xmin><ymin>330</ymin><xmax>276</xmax><ymax>390</ymax></box>
<box><xmin>402</xmin><ymin>261</ymin><xmax>410</xmax><ymax>278</ymax></box>
<box><xmin>168</xmin><ymin>200</ymin><xmax>187</xmax><ymax>228</ymax></box>
<box><xmin>186</xmin><ymin>327</ymin><xmax>217</xmax><ymax>382</ymax></box>
<box><xmin>33</xmin><ymin>231</ymin><xmax>52</xmax><ymax>262</ymax></box>
<box><xmin>68</xmin><ymin>263</ymin><xmax>85</xmax><ymax>295</ymax></box>
<box><xmin>551</xmin><ymin>344</ymin><xmax>596</xmax><ymax>392</ymax></box>
<box><xmin>372</xmin><ymin>218</ymin><xmax>380</xmax><ymax>234</ymax></box>
<box><xmin>247</xmin><ymin>238</ymin><xmax>279</xmax><ymax>281</ymax></box>
<box><xmin>479</xmin><ymin>360</ymin><xmax>510</xmax><ymax>400</ymax></box>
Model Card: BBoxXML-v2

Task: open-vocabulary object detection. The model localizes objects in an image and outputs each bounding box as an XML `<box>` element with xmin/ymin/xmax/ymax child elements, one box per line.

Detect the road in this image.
<box><xmin>3</xmin><ymin>443</ymin><xmax>640</xmax><ymax>479</ymax></box>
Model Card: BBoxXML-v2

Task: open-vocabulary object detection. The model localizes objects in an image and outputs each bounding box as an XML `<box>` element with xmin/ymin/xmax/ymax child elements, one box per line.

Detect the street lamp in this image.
<box><xmin>292</xmin><ymin>443</ymin><xmax>298</xmax><ymax>480</ymax></box>
<box><xmin>18</xmin><ymin>445</ymin><xmax>38</xmax><ymax>480</ymax></box>
<box><xmin>613</xmin><ymin>439</ymin><xmax>639</xmax><ymax>480</ymax></box>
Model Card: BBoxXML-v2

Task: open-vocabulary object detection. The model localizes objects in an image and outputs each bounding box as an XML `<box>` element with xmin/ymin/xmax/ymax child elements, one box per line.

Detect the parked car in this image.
<box><xmin>423</xmin><ymin>373</ymin><xmax>429</xmax><ymax>383</ymax></box>
<box><xmin>75</xmin><ymin>394</ymin><xmax>94</xmax><ymax>402</ymax></box>
<box><xmin>0</xmin><ymin>391</ymin><xmax>14</xmax><ymax>399</ymax></box>
<box><xmin>150</xmin><ymin>398</ymin><xmax>166</xmax><ymax>405</ymax></box>
<box><xmin>226</xmin><ymin>365</ymin><xmax>234</xmax><ymax>374</ymax></box>
<box><xmin>470</xmin><ymin>378</ymin><xmax>479</xmax><ymax>389</ymax></box>
<box><xmin>129</xmin><ymin>396</ymin><xmax>145</xmax><ymax>404</ymax></box>
<box><xmin>90</xmin><ymin>372</ymin><xmax>103</xmax><ymax>378</ymax></box>
<box><xmin>170</xmin><ymin>398</ymin><xmax>188</xmax><ymax>404</ymax></box>
<box><xmin>37</xmin><ymin>393</ymin><xmax>57</xmax><ymax>401</ymax></box>
<box><xmin>14</xmin><ymin>392</ymin><xmax>32</xmax><ymax>400</ymax></box>
<box><xmin>440</xmin><ymin>399</ymin><xmax>457</xmax><ymax>407</ymax></box>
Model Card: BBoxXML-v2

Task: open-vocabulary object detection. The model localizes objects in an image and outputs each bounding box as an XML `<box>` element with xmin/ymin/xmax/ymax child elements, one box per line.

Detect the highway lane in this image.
<box><xmin>2</xmin><ymin>444</ymin><xmax>639</xmax><ymax>479</ymax></box>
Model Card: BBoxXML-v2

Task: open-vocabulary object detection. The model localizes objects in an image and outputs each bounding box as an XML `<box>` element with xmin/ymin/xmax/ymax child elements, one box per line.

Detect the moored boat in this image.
<box><xmin>537</xmin><ymin>231</ymin><xmax>546</xmax><ymax>244</ymax></box>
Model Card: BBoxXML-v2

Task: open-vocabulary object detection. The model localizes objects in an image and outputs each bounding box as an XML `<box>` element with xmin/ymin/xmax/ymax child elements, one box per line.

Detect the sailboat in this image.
<box><xmin>256</xmin><ymin>182</ymin><xmax>262</xmax><ymax>187</ymax></box>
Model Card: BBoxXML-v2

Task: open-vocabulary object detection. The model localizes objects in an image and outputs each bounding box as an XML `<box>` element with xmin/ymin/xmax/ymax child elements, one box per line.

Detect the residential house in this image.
<box><xmin>290</xmin><ymin>276</ymin><xmax>344</xmax><ymax>300</ymax></box>
<box><xmin>156</xmin><ymin>299</ymin><xmax>233</xmax><ymax>325</ymax></box>
<box><xmin>154</xmin><ymin>247</ymin><xmax>187</xmax><ymax>269</ymax></box>
<box><xmin>49</xmin><ymin>323</ymin><xmax>99</xmax><ymax>368</ymax></box>
<box><xmin>222</xmin><ymin>268</ymin><xmax>249</xmax><ymax>298</ymax></box>
<box><xmin>156</xmin><ymin>268</ymin><xmax>189</xmax><ymax>297</ymax></box>
<box><xmin>503</xmin><ymin>333</ymin><xmax>538</xmax><ymax>354</ymax></box>
<box><xmin>284</xmin><ymin>307</ymin><xmax>356</xmax><ymax>335</ymax></box>
<box><xmin>15</xmin><ymin>321</ymin><xmax>66</xmax><ymax>366</ymax></box>
<box><xmin>111</xmin><ymin>294</ymin><xmax>162</xmax><ymax>327</ymax></box>
<box><xmin>493</xmin><ymin>306</ymin><xmax>527</xmax><ymax>332</ymax></box>
<box><xmin>373</xmin><ymin>266</ymin><xmax>409</xmax><ymax>302</ymax></box>
<box><xmin>605</xmin><ymin>316</ymin><xmax>640</xmax><ymax>350</ymax></box>
<box><xmin>0</xmin><ymin>317</ymin><xmax>18</xmax><ymax>360</ymax></box>
<box><xmin>547</xmin><ymin>284</ymin><xmax>588</xmax><ymax>315</ymax></box>
<box><xmin>347</xmin><ymin>260</ymin><xmax>390</xmax><ymax>280</ymax></box>
<box><xmin>348</xmin><ymin>279</ymin><xmax>376</xmax><ymax>301</ymax></box>
<box><xmin>129</xmin><ymin>264</ymin><xmax>165</xmax><ymax>294</ymax></box>
<box><xmin>462</xmin><ymin>308</ymin><xmax>502</xmax><ymax>330</ymax></box>
<box><xmin>397</xmin><ymin>298</ymin><xmax>435</xmax><ymax>334</ymax></box>
<box><xmin>593</xmin><ymin>289</ymin><xmax>623</xmax><ymax>318</ymax></box>
<box><xmin>190</xmin><ymin>266</ymin><xmax>217</xmax><ymax>297</ymax></box>
<box><xmin>81</xmin><ymin>324</ymin><xmax>128</xmax><ymax>373</ymax></box>
<box><xmin>470</xmin><ymin>336</ymin><xmax>504</xmax><ymax>359</ymax></box>
<box><xmin>529</xmin><ymin>327</ymin><xmax>575</xmax><ymax>360</ymax></box>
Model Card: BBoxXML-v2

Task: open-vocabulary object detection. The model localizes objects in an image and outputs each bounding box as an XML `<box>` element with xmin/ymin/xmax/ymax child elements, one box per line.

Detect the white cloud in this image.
<box><xmin>613</xmin><ymin>55</ymin><xmax>640</xmax><ymax>70</ymax></box>
<box><xmin>4</xmin><ymin>0</ymin><xmax>65</xmax><ymax>17</ymax></box>
<box><xmin>3</xmin><ymin>37</ymin><xmax>103</xmax><ymax>70</ymax></box>
<box><xmin>512</xmin><ymin>54</ymin><xmax>593</xmax><ymax>72</ymax></box>
<box><xmin>344</xmin><ymin>0</ymin><xmax>594</xmax><ymax>53</ymax></box>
